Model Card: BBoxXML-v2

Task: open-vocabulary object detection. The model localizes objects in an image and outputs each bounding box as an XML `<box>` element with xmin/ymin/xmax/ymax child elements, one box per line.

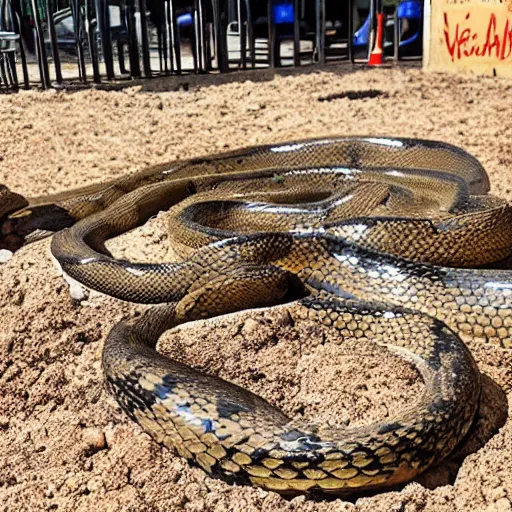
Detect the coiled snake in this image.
<box><xmin>2</xmin><ymin>137</ymin><xmax>512</xmax><ymax>496</ymax></box>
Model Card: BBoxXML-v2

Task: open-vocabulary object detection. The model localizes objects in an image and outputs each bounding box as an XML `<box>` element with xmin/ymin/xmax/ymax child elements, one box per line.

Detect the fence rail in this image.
<box><xmin>0</xmin><ymin>0</ymin><xmax>423</xmax><ymax>91</ymax></box>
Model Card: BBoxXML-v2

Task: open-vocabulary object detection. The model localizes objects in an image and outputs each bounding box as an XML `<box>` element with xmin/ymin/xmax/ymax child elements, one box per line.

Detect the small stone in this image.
<box><xmin>86</xmin><ymin>477</ymin><xmax>102</xmax><ymax>492</ymax></box>
<box><xmin>241</xmin><ymin>318</ymin><xmax>261</xmax><ymax>335</ymax></box>
<box><xmin>0</xmin><ymin>249</ymin><xmax>13</xmax><ymax>263</ymax></box>
<box><xmin>103</xmin><ymin>427</ymin><xmax>117</xmax><ymax>447</ymax></box>
<box><xmin>493</xmin><ymin>498</ymin><xmax>512</xmax><ymax>512</ymax></box>
<box><xmin>82</xmin><ymin>427</ymin><xmax>107</xmax><ymax>454</ymax></box>
<box><xmin>60</xmin><ymin>272</ymin><xmax>89</xmax><ymax>301</ymax></box>
<box><xmin>256</xmin><ymin>487</ymin><xmax>269</xmax><ymax>499</ymax></box>
<box><xmin>65</xmin><ymin>477</ymin><xmax>80</xmax><ymax>492</ymax></box>
<box><xmin>290</xmin><ymin>495</ymin><xmax>306</xmax><ymax>505</ymax></box>
<box><xmin>246</xmin><ymin>103</ymin><xmax>264</xmax><ymax>112</ymax></box>
<box><xmin>184</xmin><ymin>482</ymin><xmax>202</xmax><ymax>501</ymax></box>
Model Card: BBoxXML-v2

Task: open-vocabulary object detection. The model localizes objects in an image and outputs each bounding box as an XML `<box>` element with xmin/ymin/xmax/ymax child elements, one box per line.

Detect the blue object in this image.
<box><xmin>177</xmin><ymin>12</ymin><xmax>193</xmax><ymax>27</ymax></box>
<box><xmin>272</xmin><ymin>3</ymin><xmax>294</xmax><ymax>24</ymax></box>
<box><xmin>352</xmin><ymin>1</ymin><xmax>423</xmax><ymax>48</ymax></box>
<box><xmin>396</xmin><ymin>0</ymin><xmax>422</xmax><ymax>47</ymax></box>
<box><xmin>353</xmin><ymin>14</ymin><xmax>370</xmax><ymax>47</ymax></box>
<box><xmin>397</xmin><ymin>0</ymin><xmax>422</xmax><ymax>20</ymax></box>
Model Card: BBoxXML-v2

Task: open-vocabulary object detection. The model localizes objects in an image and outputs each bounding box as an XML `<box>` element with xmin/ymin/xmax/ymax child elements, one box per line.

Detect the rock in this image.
<box><xmin>241</xmin><ymin>318</ymin><xmax>261</xmax><ymax>336</ymax></box>
<box><xmin>82</xmin><ymin>427</ymin><xmax>107</xmax><ymax>454</ymax></box>
<box><xmin>52</xmin><ymin>253</ymin><xmax>89</xmax><ymax>301</ymax></box>
<box><xmin>44</xmin><ymin>485</ymin><xmax>55</xmax><ymax>498</ymax></box>
<box><xmin>246</xmin><ymin>103</ymin><xmax>264</xmax><ymax>112</ymax></box>
<box><xmin>65</xmin><ymin>476</ymin><xmax>80</xmax><ymax>492</ymax></box>
<box><xmin>66</xmin><ymin>276</ymin><xmax>89</xmax><ymax>301</ymax></box>
<box><xmin>290</xmin><ymin>495</ymin><xmax>306</xmax><ymax>505</ymax></box>
<box><xmin>487</xmin><ymin>498</ymin><xmax>512</xmax><ymax>512</ymax></box>
<box><xmin>0</xmin><ymin>249</ymin><xmax>13</xmax><ymax>263</ymax></box>
<box><xmin>103</xmin><ymin>426</ymin><xmax>117</xmax><ymax>448</ymax></box>
<box><xmin>86</xmin><ymin>477</ymin><xmax>102</xmax><ymax>493</ymax></box>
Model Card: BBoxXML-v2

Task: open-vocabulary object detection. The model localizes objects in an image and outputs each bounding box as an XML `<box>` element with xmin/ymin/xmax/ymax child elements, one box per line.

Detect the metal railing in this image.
<box><xmin>0</xmin><ymin>0</ymin><xmax>423</xmax><ymax>91</ymax></box>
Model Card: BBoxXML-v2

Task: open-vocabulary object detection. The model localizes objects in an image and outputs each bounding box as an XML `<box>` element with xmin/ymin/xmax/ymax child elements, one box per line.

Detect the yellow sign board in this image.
<box><xmin>425</xmin><ymin>0</ymin><xmax>512</xmax><ymax>77</ymax></box>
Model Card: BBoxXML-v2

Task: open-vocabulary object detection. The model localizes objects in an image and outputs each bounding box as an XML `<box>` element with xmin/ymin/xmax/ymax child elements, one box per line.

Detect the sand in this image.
<box><xmin>1</xmin><ymin>65</ymin><xmax>512</xmax><ymax>512</ymax></box>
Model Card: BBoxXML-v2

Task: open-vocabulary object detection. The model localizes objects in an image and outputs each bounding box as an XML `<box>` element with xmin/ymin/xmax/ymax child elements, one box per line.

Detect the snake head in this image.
<box><xmin>1</xmin><ymin>187</ymin><xmax>75</xmax><ymax>255</ymax></box>
<box><xmin>0</xmin><ymin>185</ymin><xmax>30</xmax><ymax>253</ymax></box>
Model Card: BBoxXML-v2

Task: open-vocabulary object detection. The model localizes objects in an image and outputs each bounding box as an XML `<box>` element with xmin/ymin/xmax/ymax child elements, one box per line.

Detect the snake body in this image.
<box><xmin>3</xmin><ymin>137</ymin><xmax>512</xmax><ymax>496</ymax></box>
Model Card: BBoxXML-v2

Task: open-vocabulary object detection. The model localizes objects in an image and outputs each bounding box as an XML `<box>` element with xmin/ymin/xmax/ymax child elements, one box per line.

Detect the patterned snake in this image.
<box><xmin>3</xmin><ymin>137</ymin><xmax>512</xmax><ymax>496</ymax></box>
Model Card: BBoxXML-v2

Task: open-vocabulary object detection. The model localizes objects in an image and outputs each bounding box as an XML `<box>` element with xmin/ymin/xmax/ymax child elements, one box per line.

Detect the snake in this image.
<box><xmin>2</xmin><ymin>136</ymin><xmax>512</xmax><ymax>496</ymax></box>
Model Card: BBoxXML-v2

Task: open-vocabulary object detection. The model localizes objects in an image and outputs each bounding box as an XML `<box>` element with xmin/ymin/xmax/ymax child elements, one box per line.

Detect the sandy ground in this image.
<box><xmin>1</xmin><ymin>65</ymin><xmax>512</xmax><ymax>512</ymax></box>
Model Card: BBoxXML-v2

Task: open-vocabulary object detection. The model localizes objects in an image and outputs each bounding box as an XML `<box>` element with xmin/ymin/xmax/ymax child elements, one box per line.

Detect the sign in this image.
<box><xmin>425</xmin><ymin>0</ymin><xmax>512</xmax><ymax>77</ymax></box>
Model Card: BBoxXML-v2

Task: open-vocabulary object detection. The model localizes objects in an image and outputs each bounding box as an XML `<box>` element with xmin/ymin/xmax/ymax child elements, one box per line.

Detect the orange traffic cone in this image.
<box><xmin>368</xmin><ymin>13</ymin><xmax>384</xmax><ymax>66</ymax></box>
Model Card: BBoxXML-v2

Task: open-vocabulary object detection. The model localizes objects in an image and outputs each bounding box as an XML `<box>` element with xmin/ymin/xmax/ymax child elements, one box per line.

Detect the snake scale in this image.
<box><xmin>2</xmin><ymin>136</ymin><xmax>512</xmax><ymax>496</ymax></box>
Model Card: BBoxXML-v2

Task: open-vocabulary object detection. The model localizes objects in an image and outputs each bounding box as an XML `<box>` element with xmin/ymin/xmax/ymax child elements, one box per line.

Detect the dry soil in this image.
<box><xmin>1</xmin><ymin>65</ymin><xmax>512</xmax><ymax>512</ymax></box>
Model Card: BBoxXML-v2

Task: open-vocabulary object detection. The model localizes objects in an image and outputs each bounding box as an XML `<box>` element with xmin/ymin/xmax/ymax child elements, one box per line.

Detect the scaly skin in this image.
<box><xmin>2</xmin><ymin>137</ymin><xmax>510</xmax><ymax>496</ymax></box>
<box><xmin>1</xmin><ymin>136</ymin><xmax>490</xmax><ymax>251</ymax></box>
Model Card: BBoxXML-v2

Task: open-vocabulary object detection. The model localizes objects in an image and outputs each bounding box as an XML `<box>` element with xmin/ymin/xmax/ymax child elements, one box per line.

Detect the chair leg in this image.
<box><xmin>157</xmin><ymin>26</ymin><xmax>164</xmax><ymax>72</ymax></box>
<box><xmin>204</xmin><ymin>23</ymin><xmax>213</xmax><ymax>71</ymax></box>
<box><xmin>191</xmin><ymin>28</ymin><xmax>198</xmax><ymax>73</ymax></box>
<box><xmin>5</xmin><ymin>52</ymin><xmax>16</xmax><ymax>88</ymax></box>
<box><xmin>169</xmin><ymin>0</ymin><xmax>182</xmax><ymax>74</ymax></box>
<box><xmin>118</xmin><ymin>40</ymin><xmax>128</xmax><ymax>74</ymax></box>
<box><xmin>273</xmin><ymin>37</ymin><xmax>281</xmax><ymax>67</ymax></box>
<box><xmin>9</xmin><ymin>53</ymin><xmax>19</xmax><ymax>89</ymax></box>
<box><xmin>0</xmin><ymin>57</ymin><xmax>8</xmax><ymax>90</ymax></box>
<box><xmin>246</xmin><ymin>10</ymin><xmax>255</xmax><ymax>68</ymax></box>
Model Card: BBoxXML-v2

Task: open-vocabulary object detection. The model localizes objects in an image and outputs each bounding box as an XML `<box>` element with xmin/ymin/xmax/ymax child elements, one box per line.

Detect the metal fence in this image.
<box><xmin>0</xmin><ymin>0</ymin><xmax>423</xmax><ymax>91</ymax></box>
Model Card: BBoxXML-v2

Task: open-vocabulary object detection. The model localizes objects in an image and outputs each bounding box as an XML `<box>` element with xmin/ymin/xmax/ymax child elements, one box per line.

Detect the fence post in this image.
<box><xmin>137</xmin><ymin>0</ymin><xmax>151</xmax><ymax>77</ymax></box>
<box><xmin>212</xmin><ymin>0</ymin><xmax>227</xmax><ymax>72</ymax></box>
<box><xmin>45</xmin><ymin>0</ymin><xmax>62</xmax><ymax>83</ymax></box>
<box><xmin>315</xmin><ymin>0</ymin><xmax>325</xmax><ymax>65</ymax></box>
<box><xmin>162</xmin><ymin>0</ymin><xmax>171</xmax><ymax>72</ymax></box>
<box><xmin>393</xmin><ymin>7</ymin><xmax>399</xmax><ymax>62</ymax></box>
<box><xmin>293</xmin><ymin>0</ymin><xmax>300</xmax><ymax>67</ymax></box>
<box><xmin>126</xmin><ymin>0</ymin><xmax>141</xmax><ymax>77</ymax></box>
<box><xmin>348</xmin><ymin>0</ymin><xmax>354</xmax><ymax>63</ymax></box>
<box><xmin>368</xmin><ymin>0</ymin><xmax>375</xmax><ymax>61</ymax></box>
<box><xmin>236</xmin><ymin>0</ymin><xmax>246</xmax><ymax>69</ymax></box>
<box><xmin>198</xmin><ymin>0</ymin><xmax>208</xmax><ymax>70</ymax></box>
<box><xmin>85</xmin><ymin>0</ymin><xmax>101</xmax><ymax>83</ymax></box>
<box><xmin>30</xmin><ymin>0</ymin><xmax>51</xmax><ymax>87</ymax></box>
<box><xmin>11</xmin><ymin>9</ymin><xmax>30</xmax><ymax>88</ymax></box>
<box><xmin>193</xmin><ymin>0</ymin><xmax>201</xmax><ymax>71</ymax></box>
<box><xmin>169</xmin><ymin>0</ymin><xmax>181</xmax><ymax>73</ymax></box>
<box><xmin>70</xmin><ymin>0</ymin><xmax>87</xmax><ymax>81</ymax></box>
<box><xmin>267</xmin><ymin>0</ymin><xmax>275</xmax><ymax>67</ymax></box>
<box><xmin>103</xmin><ymin>0</ymin><xmax>115</xmax><ymax>78</ymax></box>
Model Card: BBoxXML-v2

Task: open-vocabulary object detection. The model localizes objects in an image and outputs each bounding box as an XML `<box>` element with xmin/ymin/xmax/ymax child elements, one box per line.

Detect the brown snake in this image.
<box><xmin>2</xmin><ymin>136</ymin><xmax>512</xmax><ymax>496</ymax></box>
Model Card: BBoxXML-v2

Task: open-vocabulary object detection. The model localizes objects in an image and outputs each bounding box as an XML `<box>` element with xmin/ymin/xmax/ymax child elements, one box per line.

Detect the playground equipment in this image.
<box><xmin>353</xmin><ymin>0</ymin><xmax>424</xmax><ymax>61</ymax></box>
<box><xmin>368</xmin><ymin>11</ymin><xmax>383</xmax><ymax>65</ymax></box>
